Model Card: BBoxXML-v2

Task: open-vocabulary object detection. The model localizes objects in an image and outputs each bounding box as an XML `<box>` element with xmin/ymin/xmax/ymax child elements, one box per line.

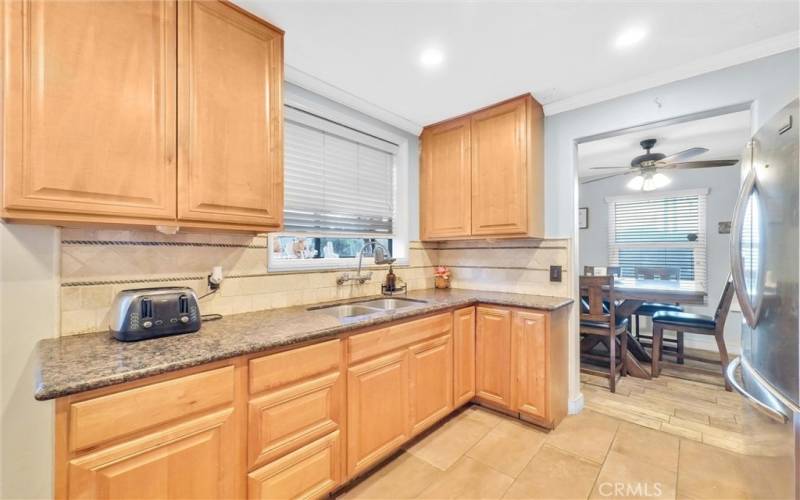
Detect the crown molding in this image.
<box><xmin>284</xmin><ymin>64</ymin><xmax>423</xmax><ymax>136</ymax></box>
<box><xmin>543</xmin><ymin>31</ymin><xmax>800</xmax><ymax>116</ymax></box>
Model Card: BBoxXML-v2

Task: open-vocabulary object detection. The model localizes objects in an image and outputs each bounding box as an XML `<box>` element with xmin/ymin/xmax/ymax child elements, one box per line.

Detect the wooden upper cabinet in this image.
<box><xmin>178</xmin><ymin>0</ymin><xmax>283</xmax><ymax>229</ymax></box>
<box><xmin>418</xmin><ymin>94</ymin><xmax>544</xmax><ymax>240</ymax></box>
<box><xmin>470</xmin><ymin>98</ymin><xmax>528</xmax><ymax>236</ymax></box>
<box><xmin>2</xmin><ymin>0</ymin><xmax>177</xmax><ymax>222</ymax></box>
<box><xmin>420</xmin><ymin>117</ymin><xmax>472</xmax><ymax>240</ymax></box>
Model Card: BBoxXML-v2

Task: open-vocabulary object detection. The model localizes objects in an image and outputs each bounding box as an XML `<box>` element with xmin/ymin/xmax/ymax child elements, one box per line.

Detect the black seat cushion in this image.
<box><xmin>636</xmin><ymin>302</ymin><xmax>684</xmax><ymax>316</ymax></box>
<box><xmin>652</xmin><ymin>310</ymin><xmax>715</xmax><ymax>330</ymax></box>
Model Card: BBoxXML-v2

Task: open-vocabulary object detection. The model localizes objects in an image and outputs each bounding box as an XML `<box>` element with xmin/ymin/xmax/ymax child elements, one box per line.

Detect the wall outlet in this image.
<box><xmin>549</xmin><ymin>265</ymin><xmax>562</xmax><ymax>282</ymax></box>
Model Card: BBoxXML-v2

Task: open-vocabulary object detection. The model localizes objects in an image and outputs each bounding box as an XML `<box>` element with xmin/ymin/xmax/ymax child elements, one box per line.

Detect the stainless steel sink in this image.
<box><xmin>355</xmin><ymin>298</ymin><xmax>428</xmax><ymax>310</ymax></box>
<box><xmin>309</xmin><ymin>297</ymin><xmax>428</xmax><ymax>318</ymax></box>
<box><xmin>315</xmin><ymin>304</ymin><xmax>381</xmax><ymax>319</ymax></box>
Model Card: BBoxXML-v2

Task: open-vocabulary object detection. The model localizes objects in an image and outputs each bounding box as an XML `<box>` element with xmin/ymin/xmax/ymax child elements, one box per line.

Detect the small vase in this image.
<box><xmin>434</xmin><ymin>276</ymin><xmax>450</xmax><ymax>289</ymax></box>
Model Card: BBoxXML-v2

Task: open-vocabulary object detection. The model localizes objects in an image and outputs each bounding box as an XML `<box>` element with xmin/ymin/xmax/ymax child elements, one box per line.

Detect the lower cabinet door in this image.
<box><xmin>247</xmin><ymin>431</ymin><xmax>340</xmax><ymax>500</ymax></box>
<box><xmin>475</xmin><ymin>306</ymin><xmax>513</xmax><ymax>409</ymax></box>
<box><xmin>512</xmin><ymin>311</ymin><xmax>548</xmax><ymax>420</ymax></box>
<box><xmin>453</xmin><ymin>307</ymin><xmax>476</xmax><ymax>407</ymax></box>
<box><xmin>409</xmin><ymin>334</ymin><xmax>453</xmax><ymax>435</ymax></box>
<box><xmin>347</xmin><ymin>350</ymin><xmax>410</xmax><ymax>476</ymax></box>
<box><xmin>68</xmin><ymin>408</ymin><xmax>238</xmax><ymax>499</ymax></box>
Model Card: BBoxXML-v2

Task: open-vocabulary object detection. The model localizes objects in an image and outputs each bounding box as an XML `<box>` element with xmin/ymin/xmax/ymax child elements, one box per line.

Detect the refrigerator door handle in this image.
<box><xmin>725</xmin><ymin>357</ymin><xmax>791</xmax><ymax>423</ymax></box>
<box><xmin>730</xmin><ymin>164</ymin><xmax>762</xmax><ymax>328</ymax></box>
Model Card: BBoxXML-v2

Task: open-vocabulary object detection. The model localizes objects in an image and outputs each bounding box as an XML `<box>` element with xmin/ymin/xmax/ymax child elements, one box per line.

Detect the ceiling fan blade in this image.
<box><xmin>656</xmin><ymin>147</ymin><xmax>709</xmax><ymax>164</ymax></box>
<box><xmin>664</xmin><ymin>159</ymin><xmax>740</xmax><ymax>169</ymax></box>
<box><xmin>589</xmin><ymin>166</ymin><xmax>631</xmax><ymax>170</ymax></box>
<box><xmin>580</xmin><ymin>171</ymin><xmax>636</xmax><ymax>184</ymax></box>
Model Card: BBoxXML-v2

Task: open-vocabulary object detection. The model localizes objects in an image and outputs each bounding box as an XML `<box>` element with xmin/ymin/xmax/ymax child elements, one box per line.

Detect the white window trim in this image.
<box><xmin>268</xmin><ymin>86</ymin><xmax>410</xmax><ymax>272</ymax></box>
<box><xmin>607</xmin><ymin>188</ymin><xmax>708</xmax><ymax>291</ymax></box>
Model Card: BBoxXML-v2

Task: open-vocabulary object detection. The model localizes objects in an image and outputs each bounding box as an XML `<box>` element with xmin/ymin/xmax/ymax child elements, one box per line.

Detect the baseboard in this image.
<box><xmin>568</xmin><ymin>392</ymin><xmax>585</xmax><ymax>414</ymax></box>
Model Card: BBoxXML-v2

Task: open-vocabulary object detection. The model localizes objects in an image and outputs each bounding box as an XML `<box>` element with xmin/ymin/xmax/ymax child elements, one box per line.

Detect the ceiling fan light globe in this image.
<box><xmin>627</xmin><ymin>175</ymin><xmax>645</xmax><ymax>190</ymax></box>
<box><xmin>642</xmin><ymin>177</ymin><xmax>657</xmax><ymax>191</ymax></box>
<box><xmin>652</xmin><ymin>172</ymin><xmax>671</xmax><ymax>189</ymax></box>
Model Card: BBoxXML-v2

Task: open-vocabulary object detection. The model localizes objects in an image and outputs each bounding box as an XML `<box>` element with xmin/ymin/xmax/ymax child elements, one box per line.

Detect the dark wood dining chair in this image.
<box><xmin>580</xmin><ymin>276</ymin><xmax>628</xmax><ymax>393</ymax></box>
<box><xmin>651</xmin><ymin>276</ymin><xmax>735</xmax><ymax>390</ymax></box>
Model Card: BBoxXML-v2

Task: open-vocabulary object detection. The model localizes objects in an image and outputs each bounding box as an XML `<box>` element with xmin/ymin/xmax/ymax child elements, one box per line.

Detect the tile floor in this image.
<box><xmin>337</xmin><ymin>389</ymin><xmax>793</xmax><ymax>499</ymax></box>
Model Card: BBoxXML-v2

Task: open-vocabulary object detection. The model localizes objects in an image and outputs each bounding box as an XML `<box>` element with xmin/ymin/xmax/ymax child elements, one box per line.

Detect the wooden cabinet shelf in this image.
<box><xmin>420</xmin><ymin>94</ymin><xmax>544</xmax><ymax>240</ymax></box>
<box><xmin>2</xmin><ymin>0</ymin><xmax>283</xmax><ymax>233</ymax></box>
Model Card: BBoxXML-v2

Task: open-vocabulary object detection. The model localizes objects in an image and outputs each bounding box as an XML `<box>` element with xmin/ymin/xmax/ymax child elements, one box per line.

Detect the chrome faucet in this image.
<box><xmin>337</xmin><ymin>241</ymin><xmax>395</xmax><ymax>285</ymax></box>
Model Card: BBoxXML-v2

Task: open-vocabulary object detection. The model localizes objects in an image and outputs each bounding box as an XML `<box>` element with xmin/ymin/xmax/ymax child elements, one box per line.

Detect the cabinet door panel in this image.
<box><xmin>68</xmin><ymin>409</ymin><xmax>236</xmax><ymax>499</ymax></box>
<box><xmin>178</xmin><ymin>0</ymin><xmax>283</xmax><ymax>227</ymax></box>
<box><xmin>513</xmin><ymin>311</ymin><xmax>548</xmax><ymax>420</ymax></box>
<box><xmin>475</xmin><ymin>307</ymin><xmax>512</xmax><ymax>408</ymax></box>
<box><xmin>409</xmin><ymin>335</ymin><xmax>453</xmax><ymax>435</ymax></box>
<box><xmin>3</xmin><ymin>0</ymin><xmax>177</xmax><ymax>219</ymax></box>
<box><xmin>470</xmin><ymin>98</ymin><xmax>527</xmax><ymax>235</ymax></box>
<box><xmin>247</xmin><ymin>431</ymin><xmax>340</xmax><ymax>500</ymax></box>
<box><xmin>248</xmin><ymin>372</ymin><xmax>340</xmax><ymax>469</ymax></box>
<box><xmin>453</xmin><ymin>307</ymin><xmax>476</xmax><ymax>407</ymax></box>
<box><xmin>347</xmin><ymin>350</ymin><xmax>409</xmax><ymax>476</ymax></box>
<box><xmin>420</xmin><ymin>118</ymin><xmax>471</xmax><ymax>239</ymax></box>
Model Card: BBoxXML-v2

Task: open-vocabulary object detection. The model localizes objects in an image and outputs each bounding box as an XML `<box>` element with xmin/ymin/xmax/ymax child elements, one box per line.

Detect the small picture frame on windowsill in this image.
<box><xmin>579</xmin><ymin>207</ymin><xmax>589</xmax><ymax>229</ymax></box>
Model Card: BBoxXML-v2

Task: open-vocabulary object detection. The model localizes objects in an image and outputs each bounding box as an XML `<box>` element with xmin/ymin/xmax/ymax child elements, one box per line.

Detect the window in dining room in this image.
<box><xmin>607</xmin><ymin>189</ymin><xmax>708</xmax><ymax>290</ymax></box>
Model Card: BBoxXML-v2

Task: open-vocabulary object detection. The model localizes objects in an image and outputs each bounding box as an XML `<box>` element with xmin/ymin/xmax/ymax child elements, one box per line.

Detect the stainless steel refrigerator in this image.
<box><xmin>728</xmin><ymin>98</ymin><xmax>799</xmax><ymax>498</ymax></box>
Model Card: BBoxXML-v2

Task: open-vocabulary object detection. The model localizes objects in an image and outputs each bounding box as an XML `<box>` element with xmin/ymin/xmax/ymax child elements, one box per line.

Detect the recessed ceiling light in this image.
<box><xmin>419</xmin><ymin>48</ymin><xmax>444</xmax><ymax>68</ymax></box>
<box><xmin>614</xmin><ymin>26</ymin><xmax>647</xmax><ymax>49</ymax></box>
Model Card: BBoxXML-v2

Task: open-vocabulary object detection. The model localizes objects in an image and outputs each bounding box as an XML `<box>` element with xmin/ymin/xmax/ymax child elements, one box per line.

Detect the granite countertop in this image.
<box><xmin>34</xmin><ymin>288</ymin><xmax>573</xmax><ymax>401</ymax></box>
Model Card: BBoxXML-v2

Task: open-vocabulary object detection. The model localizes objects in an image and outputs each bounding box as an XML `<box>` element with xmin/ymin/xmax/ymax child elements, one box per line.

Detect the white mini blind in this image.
<box><xmin>607</xmin><ymin>190</ymin><xmax>708</xmax><ymax>290</ymax></box>
<box><xmin>284</xmin><ymin>107</ymin><xmax>397</xmax><ymax>235</ymax></box>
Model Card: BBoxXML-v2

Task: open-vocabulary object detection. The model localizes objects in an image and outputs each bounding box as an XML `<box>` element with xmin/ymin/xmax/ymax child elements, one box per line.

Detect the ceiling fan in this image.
<box><xmin>581</xmin><ymin>138</ymin><xmax>740</xmax><ymax>191</ymax></box>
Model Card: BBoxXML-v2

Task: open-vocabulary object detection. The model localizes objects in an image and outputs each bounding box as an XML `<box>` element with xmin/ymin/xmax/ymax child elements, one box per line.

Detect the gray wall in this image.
<box><xmin>579</xmin><ymin>166</ymin><xmax>743</xmax><ymax>352</ymax></box>
<box><xmin>1</xmin><ymin>223</ymin><xmax>59</xmax><ymax>499</ymax></box>
<box><xmin>541</xmin><ymin>49</ymin><xmax>799</xmax><ymax>405</ymax></box>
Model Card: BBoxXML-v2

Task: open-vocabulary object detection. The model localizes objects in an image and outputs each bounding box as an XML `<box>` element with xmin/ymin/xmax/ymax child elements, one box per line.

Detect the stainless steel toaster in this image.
<box><xmin>109</xmin><ymin>287</ymin><xmax>201</xmax><ymax>342</ymax></box>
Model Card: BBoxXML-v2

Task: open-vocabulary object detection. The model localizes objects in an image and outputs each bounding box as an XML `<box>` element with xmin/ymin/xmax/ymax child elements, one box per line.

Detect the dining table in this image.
<box><xmin>581</xmin><ymin>277</ymin><xmax>708</xmax><ymax>379</ymax></box>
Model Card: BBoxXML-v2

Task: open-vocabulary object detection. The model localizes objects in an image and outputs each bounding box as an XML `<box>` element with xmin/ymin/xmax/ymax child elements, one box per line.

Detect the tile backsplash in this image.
<box><xmin>59</xmin><ymin>229</ymin><xmax>569</xmax><ymax>336</ymax></box>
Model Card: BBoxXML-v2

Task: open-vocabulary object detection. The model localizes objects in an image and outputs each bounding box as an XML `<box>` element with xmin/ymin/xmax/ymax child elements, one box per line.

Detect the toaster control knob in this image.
<box><xmin>142</xmin><ymin>320</ymin><xmax>153</xmax><ymax>329</ymax></box>
<box><xmin>180</xmin><ymin>316</ymin><xmax>190</xmax><ymax>324</ymax></box>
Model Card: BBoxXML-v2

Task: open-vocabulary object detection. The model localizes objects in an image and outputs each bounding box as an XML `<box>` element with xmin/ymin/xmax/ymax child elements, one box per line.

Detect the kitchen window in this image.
<box><xmin>268</xmin><ymin>90</ymin><xmax>409</xmax><ymax>271</ymax></box>
<box><xmin>607</xmin><ymin>189</ymin><xmax>708</xmax><ymax>290</ymax></box>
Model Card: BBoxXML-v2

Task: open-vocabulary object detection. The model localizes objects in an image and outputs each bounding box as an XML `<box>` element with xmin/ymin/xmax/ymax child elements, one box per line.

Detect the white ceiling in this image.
<box><xmin>577</xmin><ymin>109</ymin><xmax>751</xmax><ymax>178</ymax></box>
<box><xmin>235</xmin><ymin>1</ymin><xmax>798</xmax><ymax>131</ymax></box>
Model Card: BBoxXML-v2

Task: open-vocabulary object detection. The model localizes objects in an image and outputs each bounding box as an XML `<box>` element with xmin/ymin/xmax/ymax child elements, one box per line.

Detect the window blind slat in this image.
<box><xmin>608</xmin><ymin>193</ymin><xmax>707</xmax><ymax>290</ymax></box>
<box><xmin>284</xmin><ymin>117</ymin><xmax>395</xmax><ymax>234</ymax></box>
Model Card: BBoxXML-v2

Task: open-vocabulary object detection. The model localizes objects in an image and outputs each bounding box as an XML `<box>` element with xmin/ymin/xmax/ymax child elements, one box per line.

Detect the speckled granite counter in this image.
<box><xmin>34</xmin><ymin>288</ymin><xmax>573</xmax><ymax>401</ymax></box>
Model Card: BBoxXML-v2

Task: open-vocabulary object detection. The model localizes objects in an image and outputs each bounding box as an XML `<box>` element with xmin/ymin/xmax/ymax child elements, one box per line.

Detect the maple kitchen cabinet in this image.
<box><xmin>54</xmin><ymin>362</ymin><xmax>244</xmax><ymax>499</ymax></box>
<box><xmin>2</xmin><ymin>0</ymin><xmax>283</xmax><ymax>232</ymax></box>
<box><xmin>346</xmin><ymin>313</ymin><xmax>452</xmax><ymax>476</ymax></box>
<box><xmin>50</xmin><ymin>302</ymin><xmax>570</xmax><ymax>498</ymax></box>
<box><xmin>419</xmin><ymin>94</ymin><xmax>544</xmax><ymax>240</ymax></box>
<box><xmin>474</xmin><ymin>305</ymin><xmax>569</xmax><ymax>429</ymax></box>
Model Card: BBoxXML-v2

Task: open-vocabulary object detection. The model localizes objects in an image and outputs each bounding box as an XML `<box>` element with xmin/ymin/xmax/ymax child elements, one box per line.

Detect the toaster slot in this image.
<box><xmin>140</xmin><ymin>298</ymin><xmax>154</xmax><ymax>319</ymax></box>
<box><xmin>179</xmin><ymin>295</ymin><xmax>190</xmax><ymax>315</ymax></box>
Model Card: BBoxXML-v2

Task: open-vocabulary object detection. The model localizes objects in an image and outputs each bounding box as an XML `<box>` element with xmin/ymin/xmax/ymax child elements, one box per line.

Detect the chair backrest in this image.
<box><xmin>583</xmin><ymin>266</ymin><xmax>594</xmax><ymax>276</ymax></box>
<box><xmin>635</xmin><ymin>266</ymin><xmax>680</xmax><ymax>281</ymax></box>
<box><xmin>579</xmin><ymin>275</ymin><xmax>615</xmax><ymax>326</ymax></box>
<box><xmin>714</xmin><ymin>274</ymin><xmax>736</xmax><ymax>330</ymax></box>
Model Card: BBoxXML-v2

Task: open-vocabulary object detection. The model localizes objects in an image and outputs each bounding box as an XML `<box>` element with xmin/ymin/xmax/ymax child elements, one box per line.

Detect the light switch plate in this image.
<box><xmin>550</xmin><ymin>265</ymin><xmax>562</xmax><ymax>282</ymax></box>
